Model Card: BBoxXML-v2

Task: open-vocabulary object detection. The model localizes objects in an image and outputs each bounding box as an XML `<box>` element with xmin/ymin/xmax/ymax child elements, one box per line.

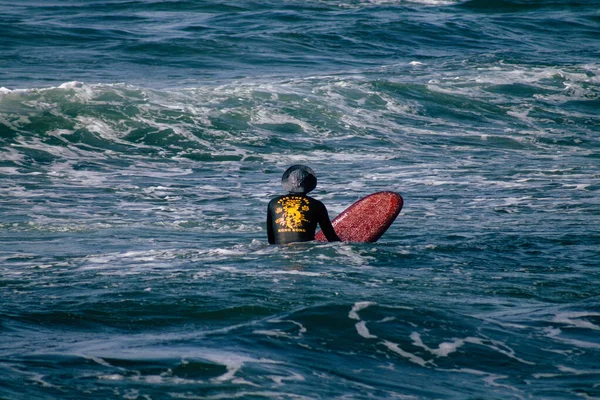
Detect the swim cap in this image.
<box><xmin>281</xmin><ymin>165</ymin><xmax>317</xmax><ymax>194</ymax></box>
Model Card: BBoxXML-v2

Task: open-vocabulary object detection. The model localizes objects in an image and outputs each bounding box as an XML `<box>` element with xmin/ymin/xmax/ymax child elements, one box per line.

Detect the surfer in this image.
<box><xmin>267</xmin><ymin>165</ymin><xmax>341</xmax><ymax>245</ymax></box>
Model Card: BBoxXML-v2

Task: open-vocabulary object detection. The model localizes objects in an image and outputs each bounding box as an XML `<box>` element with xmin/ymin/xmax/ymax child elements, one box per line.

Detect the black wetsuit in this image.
<box><xmin>267</xmin><ymin>194</ymin><xmax>341</xmax><ymax>245</ymax></box>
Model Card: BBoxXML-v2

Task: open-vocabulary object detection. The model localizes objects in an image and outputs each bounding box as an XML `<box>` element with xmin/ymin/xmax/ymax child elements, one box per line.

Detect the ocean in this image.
<box><xmin>1</xmin><ymin>1</ymin><xmax>599</xmax><ymax>399</ymax></box>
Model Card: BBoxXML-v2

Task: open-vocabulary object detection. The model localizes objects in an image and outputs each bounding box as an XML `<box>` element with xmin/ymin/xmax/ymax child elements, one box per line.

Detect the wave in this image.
<box><xmin>1</xmin><ymin>61</ymin><xmax>597</xmax><ymax>171</ymax></box>
<box><xmin>459</xmin><ymin>0</ymin><xmax>600</xmax><ymax>12</ymax></box>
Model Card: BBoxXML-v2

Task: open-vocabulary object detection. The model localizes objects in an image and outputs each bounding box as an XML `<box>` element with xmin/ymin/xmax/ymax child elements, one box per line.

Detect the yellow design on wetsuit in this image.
<box><xmin>275</xmin><ymin>196</ymin><xmax>310</xmax><ymax>233</ymax></box>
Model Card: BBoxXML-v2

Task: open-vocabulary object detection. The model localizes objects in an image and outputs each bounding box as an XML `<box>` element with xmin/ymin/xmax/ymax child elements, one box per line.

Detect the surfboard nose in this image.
<box><xmin>316</xmin><ymin>191</ymin><xmax>403</xmax><ymax>243</ymax></box>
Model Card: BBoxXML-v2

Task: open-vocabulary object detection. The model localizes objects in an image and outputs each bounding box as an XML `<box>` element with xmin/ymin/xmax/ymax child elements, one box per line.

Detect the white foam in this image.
<box><xmin>463</xmin><ymin>337</ymin><xmax>535</xmax><ymax>365</ymax></box>
<box><xmin>552</xmin><ymin>312</ymin><xmax>600</xmax><ymax>330</ymax></box>
<box><xmin>404</xmin><ymin>0</ymin><xmax>458</xmax><ymax>4</ymax></box>
<box><xmin>58</xmin><ymin>81</ymin><xmax>85</xmax><ymax>89</ymax></box>
<box><xmin>381</xmin><ymin>340</ymin><xmax>429</xmax><ymax>367</ymax></box>
<box><xmin>0</xmin><ymin>147</ymin><xmax>26</xmax><ymax>164</ymax></box>
<box><xmin>349</xmin><ymin>301</ymin><xmax>376</xmax><ymax>320</ymax></box>
<box><xmin>75</xmin><ymin>116</ymin><xmax>132</xmax><ymax>145</ymax></box>
<box><xmin>13</xmin><ymin>137</ymin><xmax>88</xmax><ymax>162</ymax></box>
<box><xmin>482</xmin><ymin>374</ymin><xmax>517</xmax><ymax>391</ymax></box>
<box><xmin>410</xmin><ymin>332</ymin><xmax>464</xmax><ymax>357</ymax></box>
<box><xmin>170</xmin><ymin>391</ymin><xmax>313</xmax><ymax>400</ymax></box>
<box><xmin>57</xmin><ymin>81</ymin><xmax>95</xmax><ymax>102</ymax></box>
<box><xmin>439</xmin><ymin>367</ymin><xmax>519</xmax><ymax>391</ymax></box>
<box><xmin>261</xmin><ymin>270</ymin><xmax>322</xmax><ymax>277</ymax></box>
<box><xmin>422</xmin><ymin>63</ymin><xmax>600</xmax><ymax>126</ymax></box>
<box><xmin>253</xmin><ymin>319</ymin><xmax>306</xmax><ymax>339</ymax></box>
<box><xmin>83</xmin><ymin>347</ymin><xmax>283</xmax><ymax>386</ymax></box>
<box><xmin>340</xmin><ymin>0</ymin><xmax>458</xmax><ymax>5</ymax></box>
<box><xmin>251</xmin><ymin>108</ymin><xmax>314</xmax><ymax>133</ymax></box>
<box><xmin>355</xmin><ymin>321</ymin><xmax>378</xmax><ymax>339</ymax></box>
<box><xmin>123</xmin><ymin>389</ymin><xmax>140</xmax><ymax>400</ymax></box>
<box><xmin>558</xmin><ymin>365</ymin><xmax>600</xmax><ymax>375</ymax></box>
<box><xmin>533</xmin><ymin>372</ymin><xmax>561</xmax><ymax>379</ymax></box>
<box><xmin>334</xmin><ymin>245</ymin><xmax>375</xmax><ymax>267</ymax></box>
<box><xmin>545</xmin><ymin>326</ymin><xmax>600</xmax><ymax>349</ymax></box>
<box><xmin>252</xmin><ymin>329</ymin><xmax>293</xmax><ymax>338</ymax></box>
<box><xmin>205</xmin><ymin>352</ymin><xmax>283</xmax><ymax>383</ymax></box>
<box><xmin>99</xmin><ymin>374</ymin><xmax>125</xmax><ymax>381</ymax></box>
<box><xmin>267</xmin><ymin>371</ymin><xmax>305</xmax><ymax>386</ymax></box>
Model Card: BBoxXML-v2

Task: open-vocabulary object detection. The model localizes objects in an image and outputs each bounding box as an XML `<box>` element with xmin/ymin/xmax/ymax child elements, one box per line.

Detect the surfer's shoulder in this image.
<box><xmin>304</xmin><ymin>195</ymin><xmax>326</xmax><ymax>209</ymax></box>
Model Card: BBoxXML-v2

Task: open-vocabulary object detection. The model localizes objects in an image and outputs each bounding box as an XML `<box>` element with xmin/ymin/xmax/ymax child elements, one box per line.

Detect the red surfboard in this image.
<box><xmin>315</xmin><ymin>191</ymin><xmax>403</xmax><ymax>243</ymax></box>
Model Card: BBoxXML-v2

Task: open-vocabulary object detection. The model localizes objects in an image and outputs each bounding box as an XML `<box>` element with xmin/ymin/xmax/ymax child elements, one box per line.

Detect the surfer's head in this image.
<box><xmin>281</xmin><ymin>165</ymin><xmax>317</xmax><ymax>194</ymax></box>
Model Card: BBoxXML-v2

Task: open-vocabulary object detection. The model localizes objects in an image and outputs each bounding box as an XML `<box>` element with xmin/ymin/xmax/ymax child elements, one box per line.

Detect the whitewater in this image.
<box><xmin>1</xmin><ymin>1</ymin><xmax>599</xmax><ymax>399</ymax></box>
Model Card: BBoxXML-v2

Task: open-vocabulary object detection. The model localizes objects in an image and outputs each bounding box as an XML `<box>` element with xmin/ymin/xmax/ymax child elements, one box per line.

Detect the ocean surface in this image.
<box><xmin>1</xmin><ymin>1</ymin><xmax>599</xmax><ymax>399</ymax></box>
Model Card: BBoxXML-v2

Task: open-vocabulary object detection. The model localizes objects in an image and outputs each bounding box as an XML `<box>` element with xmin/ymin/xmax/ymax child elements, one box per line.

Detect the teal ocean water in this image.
<box><xmin>1</xmin><ymin>1</ymin><xmax>599</xmax><ymax>399</ymax></box>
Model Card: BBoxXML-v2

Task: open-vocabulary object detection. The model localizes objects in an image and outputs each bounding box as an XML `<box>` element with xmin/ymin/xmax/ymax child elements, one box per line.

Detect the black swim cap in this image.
<box><xmin>281</xmin><ymin>165</ymin><xmax>317</xmax><ymax>194</ymax></box>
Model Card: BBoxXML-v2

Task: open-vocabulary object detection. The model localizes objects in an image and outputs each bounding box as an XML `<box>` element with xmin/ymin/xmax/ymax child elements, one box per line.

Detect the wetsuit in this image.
<box><xmin>267</xmin><ymin>194</ymin><xmax>341</xmax><ymax>245</ymax></box>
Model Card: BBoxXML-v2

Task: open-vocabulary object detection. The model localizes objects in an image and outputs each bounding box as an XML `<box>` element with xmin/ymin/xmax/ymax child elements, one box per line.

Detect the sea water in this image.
<box><xmin>1</xmin><ymin>1</ymin><xmax>599</xmax><ymax>399</ymax></box>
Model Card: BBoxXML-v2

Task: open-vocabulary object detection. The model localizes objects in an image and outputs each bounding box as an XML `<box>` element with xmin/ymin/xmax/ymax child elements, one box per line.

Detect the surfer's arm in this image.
<box><xmin>319</xmin><ymin>205</ymin><xmax>341</xmax><ymax>242</ymax></box>
<box><xmin>267</xmin><ymin>204</ymin><xmax>275</xmax><ymax>244</ymax></box>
